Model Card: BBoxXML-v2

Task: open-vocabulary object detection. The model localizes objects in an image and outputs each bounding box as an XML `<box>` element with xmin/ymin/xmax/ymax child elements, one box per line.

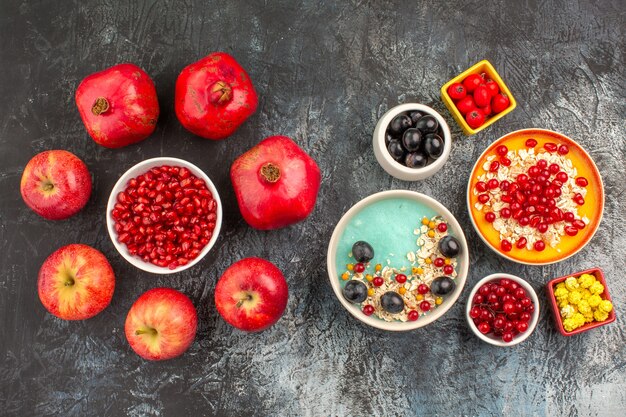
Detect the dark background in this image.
<box><xmin>1</xmin><ymin>1</ymin><xmax>624</xmax><ymax>416</ymax></box>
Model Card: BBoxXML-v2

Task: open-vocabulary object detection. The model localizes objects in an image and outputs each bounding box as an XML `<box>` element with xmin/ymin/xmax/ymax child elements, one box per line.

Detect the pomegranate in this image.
<box><xmin>75</xmin><ymin>63</ymin><xmax>159</xmax><ymax>148</ymax></box>
<box><xmin>175</xmin><ymin>52</ymin><xmax>258</xmax><ymax>140</ymax></box>
<box><xmin>230</xmin><ymin>136</ymin><xmax>321</xmax><ymax>230</ymax></box>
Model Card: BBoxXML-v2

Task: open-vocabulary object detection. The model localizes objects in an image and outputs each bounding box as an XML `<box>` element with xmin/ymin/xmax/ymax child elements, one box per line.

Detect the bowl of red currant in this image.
<box><xmin>466</xmin><ymin>273</ymin><xmax>539</xmax><ymax>346</ymax></box>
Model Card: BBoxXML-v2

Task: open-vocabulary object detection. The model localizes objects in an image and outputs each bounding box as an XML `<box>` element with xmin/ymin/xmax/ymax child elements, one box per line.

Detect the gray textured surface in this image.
<box><xmin>1</xmin><ymin>1</ymin><xmax>625</xmax><ymax>416</ymax></box>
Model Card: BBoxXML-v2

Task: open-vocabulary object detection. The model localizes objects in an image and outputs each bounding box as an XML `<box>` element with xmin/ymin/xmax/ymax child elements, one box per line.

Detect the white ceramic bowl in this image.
<box><xmin>373</xmin><ymin>103</ymin><xmax>452</xmax><ymax>181</ymax></box>
<box><xmin>106</xmin><ymin>157</ymin><xmax>222</xmax><ymax>274</ymax></box>
<box><xmin>466</xmin><ymin>273</ymin><xmax>540</xmax><ymax>346</ymax></box>
<box><xmin>327</xmin><ymin>190</ymin><xmax>469</xmax><ymax>331</ymax></box>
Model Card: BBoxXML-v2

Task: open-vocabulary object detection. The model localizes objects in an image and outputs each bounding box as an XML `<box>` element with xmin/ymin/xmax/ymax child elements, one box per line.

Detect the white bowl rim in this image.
<box><xmin>326</xmin><ymin>189</ymin><xmax>469</xmax><ymax>331</ymax></box>
<box><xmin>465</xmin><ymin>273</ymin><xmax>540</xmax><ymax>346</ymax></box>
<box><xmin>106</xmin><ymin>157</ymin><xmax>223</xmax><ymax>274</ymax></box>
<box><xmin>466</xmin><ymin>127</ymin><xmax>605</xmax><ymax>266</ymax></box>
<box><xmin>372</xmin><ymin>103</ymin><xmax>452</xmax><ymax>181</ymax></box>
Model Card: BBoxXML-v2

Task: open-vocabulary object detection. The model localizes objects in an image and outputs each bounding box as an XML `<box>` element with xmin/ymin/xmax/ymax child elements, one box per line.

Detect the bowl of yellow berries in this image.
<box><xmin>547</xmin><ymin>267</ymin><xmax>615</xmax><ymax>336</ymax></box>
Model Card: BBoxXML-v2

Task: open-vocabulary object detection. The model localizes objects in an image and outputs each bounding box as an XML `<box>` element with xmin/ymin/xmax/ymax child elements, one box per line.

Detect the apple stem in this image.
<box><xmin>236</xmin><ymin>293</ymin><xmax>253</xmax><ymax>308</ymax></box>
<box><xmin>209</xmin><ymin>81</ymin><xmax>233</xmax><ymax>105</ymax></box>
<box><xmin>260</xmin><ymin>163</ymin><xmax>281</xmax><ymax>183</ymax></box>
<box><xmin>91</xmin><ymin>97</ymin><xmax>110</xmax><ymax>115</ymax></box>
<box><xmin>135</xmin><ymin>328</ymin><xmax>158</xmax><ymax>336</ymax></box>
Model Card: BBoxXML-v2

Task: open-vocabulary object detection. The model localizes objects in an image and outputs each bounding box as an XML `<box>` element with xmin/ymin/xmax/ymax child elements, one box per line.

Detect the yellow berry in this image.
<box><xmin>347</xmin><ymin>263</ymin><xmax>354</xmax><ymax>271</ymax></box>
<box><xmin>435</xmin><ymin>297</ymin><xmax>443</xmax><ymax>305</ymax></box>
<box><xmin>412</xmin><ymin>267</ymin><xmax>419</xmax><ymax>274</ymax></box>
<box><xmin>416</xmin><ymin>267</ymin><xmax>424</xmax><ymax>274</ymax></box>
<box><xmin>425</xmin><ymin>258</ymin><xmax>432</xmax><ymax>264</ymax></box>
<box><xmin>422</xmin><ymin>217</ymin><xmax>429</xmax><ymax>225</ymax></box>
<box><xmin>427</xmin><ymin>230</ymin><xmax>435</xmax><ymax>238</ymax></box>
<box><xmin>599</xmin><ymin>300</ymin><xmax>613</xmax><ymax>313</ymax></box>
<box><xmin>368</xmin><ymin>288</ymin><xmax>375</xmax><ymax>296</ymax></box>
<box><xmin>428</xmin><ymin>221</ymin><xmax>436</xmax><ymax>229</ymax></box>
<box><xmin>416</xmin><ymin>294</ymin><xmax>424</xmax><ymax>301</ymax></box>
<box><xmin>341</xmin><ymin>272</ymin><xmax>350</xmax><ymax>280</ymax></box>
<box><xmin>444</xmin><ymin>258</ymin><xmax>452</xmax><ymax>265</ymax></box>
<box><xmin>365</xmin><ymin>274</ymin><xmax>373</xmax><ymax>282</ymax></box>
<box><xmin>399</xmin><ymin>287</ymin><xmax>407</xmax><ymax>295</ymax></box>
<box><xmin>375</xmin><ymin>264</ymin><xmax>382</xmax><ymax>272</ymax></box>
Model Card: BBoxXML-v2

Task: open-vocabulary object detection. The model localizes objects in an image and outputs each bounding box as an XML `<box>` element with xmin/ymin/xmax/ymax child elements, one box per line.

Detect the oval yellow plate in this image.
<box><xmin>467</xmin><ymin>128</ymin><xmax>604</xmax><ymax>265</ymax></box>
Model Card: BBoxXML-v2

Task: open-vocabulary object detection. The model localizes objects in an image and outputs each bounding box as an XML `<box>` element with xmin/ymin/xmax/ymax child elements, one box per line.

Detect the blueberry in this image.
<box><xmin>389</xmin><ymin>115</ymin><xmax>412</xmax><ymax>135</ymax></box>
<box><xmin>380</xmin><ymin>291</ymin><xmax>405</xmax><ymax>314</ymax></box>
<box><xmin>342</xmin><ymin>280</ymin><xmax>368</xmax><ymax>304</ymax></box>
<box><xmin>438</xmin><ymin>235</ymin><xmax>461</xmax><ymax>258</ymax></box>
<box><xmin>402</xmin><ymin>128</ymin><xmax>422</xmax><ymax>152</ymax></box>
<box><xmin>414</xmin><ymin>115</ymin><xmax>439</xmax><ymax>134</ymax></box>
<box><xmin>405</xmin><ymin>152</ymin><xmax>428</xmax><ymax>168</ymax></box>
<box><xmin>385</xmin><ymin>132</ymin><xmax>394</xmax><ymax>146</ymax></box>
<box><xmin>409</xmin><ymin>111</ymin><xmax>424</xmax><ymax>125</ymax></box>
<box><xmin>423</xmin><ymin>133</ymin><xmax>444</xmax><ymax>159</ymax></box>
<box><xmin>430</xmin><ymin>276</ymin><xmax>456</xmax><ymax>296</ymax></box>
<box><xmin>387</xmin><ymin>139</ymin><xmax>405</xmax><ymax>161</ymax></box>
<box><xmin>352</xmin><ymin>241</ymin><xmax>374</xmax><ymax>263</ymax></box>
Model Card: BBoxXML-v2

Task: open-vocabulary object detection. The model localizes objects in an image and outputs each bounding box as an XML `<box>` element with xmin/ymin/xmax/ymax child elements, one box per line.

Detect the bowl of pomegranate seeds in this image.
<box><xmin>467</xmin><ymin>128</ymin><xmax>604</xmax><ymax>265</ymax></box>
<box><xmin>106</xmin><ymin>157</ymin><xmax>222</xmax><ymax>273</ymax></box>
<box><xmin>441</xmin><ymin>60</ymin><xmax>516</xmax><ymax>135</ymax></box>
<box><xmin>466</xmin><ymin>273</ymin><xmax>539</xmax><ymax>346</ymax></box>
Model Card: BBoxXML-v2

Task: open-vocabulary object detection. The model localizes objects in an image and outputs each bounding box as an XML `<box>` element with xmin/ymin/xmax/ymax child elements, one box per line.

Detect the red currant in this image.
<box><xmin>473</xmin><ymin>293</ymin><xmax>484</xmax><ymax>304</ymax></box>
<box><xmin>395</xmin><ymin>273</ymin><xmax>407</xmax><ymax>283</ymax></box>
<box><xmin>362</xmin><ymin>305</ymin><xmax>375</xmax><ymax>316</ymax></box>
<box><xmin>520</xmin><ymin>311</ymin><xmax>531</xmax><ymax>322</ymax></box>
<box><xmin>373</xmin><ymin>277</ymin><xmax>384</xmax><ymax>287</ymax></box>
<box><xmin>516</xmin><ymin>321</ymin><xmax>529</xmax><ymax>333</ymax></box>
<box><xmin>502</xmin><ymin>332</ymin><xmax>514</xmax><ymax>343</ymax></box>
<box><xmin>437</xmin><ymin>223</ymin><xmax>448</xmax><ymax>233</ymax></box>
<box><xmin>469</xmin><ymin>306</ymin><xmax>481</xmax><ymax>319</ymax></box>
<box><xmin>354</xmin><ymin>263</ymin><xmax>365</xmax><ymax>273</ymax></box>
<box><xmin>478</xmin><ymin>322</ymin><xmax>491</xmax><ymax>334</ymax></box>
<box><xmin>443</xmin><ymin>265</ymin><xmax>454</xmax><ymax>275</ymax></box>
<box><xmin>420</xmin><ymin>301</ymin><xmax>431</xmax><ymax>312</ymax></box>
<box><xmin>433</xmin><ymin>258</ymin><xmax>445</xmax><ymax>267</ymax></box>
<box><xmin>418</xmin><ymin>284</ymin><xmax>429</xmax><ymax>295</ymax></box>
<box><xmin>408</xmin><ymin>310</ymin><xmax>419</xmax><ymax>321</ymax></box>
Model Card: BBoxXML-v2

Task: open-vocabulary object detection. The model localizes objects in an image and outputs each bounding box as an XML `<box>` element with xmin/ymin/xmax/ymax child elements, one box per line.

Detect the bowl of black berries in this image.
<box><xmin>373</xmin><ymin>103</ymin><xmax>452</xmax><ymax>181</ymax></box>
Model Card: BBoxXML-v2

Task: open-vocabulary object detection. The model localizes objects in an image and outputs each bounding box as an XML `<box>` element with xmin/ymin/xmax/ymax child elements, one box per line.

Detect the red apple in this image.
<box><xmin>175</xmin><ymin>52</ymin><xmax>258</xmax><ymax>140</ymax></box>
<box><xmin>76</xmin><ymin>63</ymin><xmax>159</xmax><ymax>148</ymax></box>
<box><xmin>230</xmin><ymin>135</ymin><xmax>321</xmax><ymax>230</ymax></box>
<box><xmin>125</xmin><ymin>288</ymin><xmax>197</xmax><ymax>361</ymax></box>
<box><xmin>21</xmin><ymin>150</ymin><xmax>92</xmax><ymax>220</ymax></box>
<box><xmin>38</xmin><ymin>244</ymin><xmax>115</xmax><ymax>320</ymax></box>
<box><xmin>215</xmin><ymin>257</ymin><xmax>288</xmax><ymax>332</ymax></box>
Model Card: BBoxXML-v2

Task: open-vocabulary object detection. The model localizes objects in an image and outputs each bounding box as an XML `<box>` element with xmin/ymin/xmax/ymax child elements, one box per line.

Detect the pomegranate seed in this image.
<box><xmin>518</xmin><ymin>216</ymin><xmax>529</xmax><ymax>226</ymax></box>
<box><xmin>500</xmin><ymin>208</ymin><xmax>512</xmax><ymax>218</ymax></box>
<box><xmin>534</xmin><ymin>240</ymin><xmax>546</xmax><ymax>251</ymax></box>
<box><xmin>536</xmin><ymin>159</ymin><xmax>547</xmax><ymax>169</ymax></box>
<box><xmin>516</xmin><ymin>174</ymin><xmax>528</xmax><ymax>184</ymax></box>
<box><xmin>516</xmin><ymin>237</ymin><xmax>527</xmax><ymax>249</ymax></box>
<box><xmin>487</xmin><ymin>179</ymin><xmax>499</xmax><ymax>190</ymax></box>
<box><xmin>537</xmin><ymin>223</ymin><xmax>548</xmax><ymax>233</ymax></box>
<box><xmin>489</xmin><ymin>161</ymin><xmax>500</xmax><ymax>172</ymax></box>
<box><xmin>485</xmin><ymin>212</ymin><xmax>496</xmax><ymax>223</ymax></box>
<box><xmin>496</xmin><ymin>145</ymin><xmax>508</xmax><ymax>156</ymax></box>
<box><xmin>573</xmin><ymin>193</ymin><xmax>585</xmax><ymax>205</ymax></box>
<box><xmin>563</xmin><ymin>212</ymin><xmax>575</xmax><ymax>222</ymax></box>
<box><xmin>557</xmin><ymin>144</ymin><xmax>569</xmax><ymax>155</ymax></box>
<box><xmin>500</xmin><ymin>157</ymin><xmax>512</xmax><ymax>166</ymax></box>
<box><xmin>544</xmin><ymin>142</ymin><xmax>557</xmax><ymax>152</ymax></box>
<box><xmin>478</xmin><ymin>194</ymin><xmax>490</xmax><ymax>204</ymax></box>
<box><xmin>525</xmin><ymin>138</ymin><xmax>537</xmax><ymax>147</ymax></box>
<box><xmin>572</xmin><ymin>219</ymin><xmax>586</xmax><ymax>229</ymax></box>
<box><xmin>500</xmin><ymin>239</ymin><xmax>512</xmax><ymax>252</ymax></box>
<box><xmin>575</xmin><ymin>177</ymin><xmax>588</xmax><ymax>187</ymax></box>
<box><xmin>565</xmin><ymin>226</ymin><xmax>578</xmax><ymax>236</ymax></box>
<box><xmin>499</xmin><ymin>180</ymin><xmax>511</xmax><ymax>191</ymax></box>
<box><xmin>556</xmin><ymin>172</ymin><xmax>568</xmax><ymax>182</ymax></box>
<box><xmin>501</xmin><ymin>194</ymin><xmax>513</xmax><ymax>203</ymax></box>
<box><xmin>528</xmin><ymin>166</ymin><xmax>540</xmax><ymax>177</ymax></box>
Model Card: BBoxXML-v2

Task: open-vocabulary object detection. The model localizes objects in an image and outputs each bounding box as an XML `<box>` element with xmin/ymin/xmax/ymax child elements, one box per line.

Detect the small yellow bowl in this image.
<box><xmin>440</xmin><ymin>60</ymin><xmax>517</xmax><ymax>135</ymax></box>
